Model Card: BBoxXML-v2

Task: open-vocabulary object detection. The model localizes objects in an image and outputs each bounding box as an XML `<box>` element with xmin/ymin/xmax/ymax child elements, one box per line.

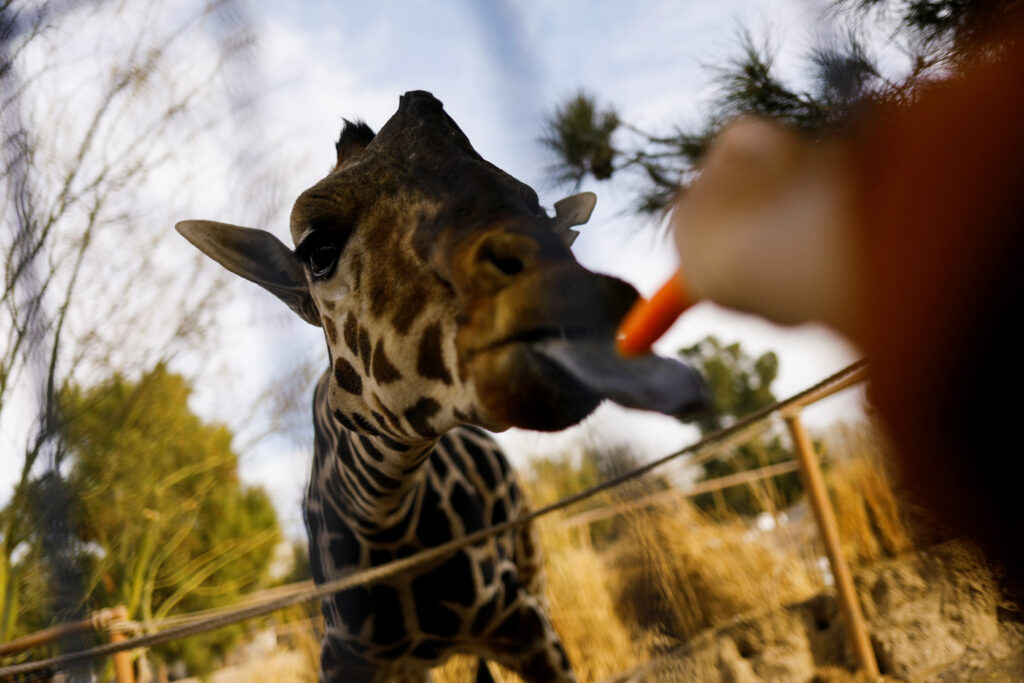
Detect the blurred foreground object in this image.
<box><xmin>673</xmin><ymin>117</ymin><xmax>862</xmax><ymax>337</ymax></box>
<box><xmin>671</xmin><ymin>17</ymin><xmax>1024</xmax><ymax>577</ymax></box>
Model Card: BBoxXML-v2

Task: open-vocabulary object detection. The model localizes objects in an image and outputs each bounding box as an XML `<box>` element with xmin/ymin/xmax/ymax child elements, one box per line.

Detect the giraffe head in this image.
<box><xmin>178</xmin><ymin>91</ymin><xmax>643</xmax><ymax>441</ymax></box>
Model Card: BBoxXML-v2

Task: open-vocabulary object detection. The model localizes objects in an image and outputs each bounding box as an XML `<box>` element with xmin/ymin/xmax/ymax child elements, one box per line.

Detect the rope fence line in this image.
<box><xmin>0</xmin><ymin>359</ymin><xmax>868</xmax><ymax>679</ymax></box>
<box><xmin>558</xmin><ymin>457</ymin><xmax>804</xmax><ymax>530</ymax></box>
<box><xmin>0</xmin><ymin>608</ymin><xmax>128</xmax><ymax>657</ymax></box>
<box><xmin>138</xmin><ymin>581</ymin><xmax>316</xmax><ymax>631</ymax></box>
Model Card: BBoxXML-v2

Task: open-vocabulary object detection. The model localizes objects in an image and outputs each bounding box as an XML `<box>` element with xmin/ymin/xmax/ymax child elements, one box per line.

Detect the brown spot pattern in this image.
<box><xmin>370</xmin><ymin>410</ymin><xmax>389</xmax><ymax>432</ymax></box>
<box><xmin>358</xmin><ymin>328</ymin><xmax>372</xmax><ymax>374</ymax></box>
<box><xmin>333</xmin><ymin>410</ymin><xmax>357</xmax><ymax>432</ymax></box>
<box><xmin>369</xmin><ymin>276</ymin><xmax>390</xmax><ymax>319</ymax></box>
<box><xmin>521</xmin><ymin>649</ymin><xmax>561</xmax><ymax>681</ymax></box>
<box><xmin>404</xmin><ymin>397</ymin><xmax>441</xmax><ymax>438</ymax></box>
<box><xmin>372</xmin><ymin>393</ymin><xmax>404</xmax><ymax>432</ymax></box>
<box><xmin>351</xmin><ymin>257</ymin><xmax>363</xmax><ymax>291</ymax></box>
<box><xmin>333</xmin><ymin>357</ymin><xmax>363</xmax><ymax>395</ymax></box>
<box><xmin>358</xmin><ymin>434</ymin><xmax>384</xmax><ymax>462</ymax></box>
<box><xmin>343</xmin><ymin>313</ymin><xmax>359</xmax><ymax>355</ymax></box>
<box><xmin>323</xmin><ymin>316</ymin><xmax>338</xmax><ymax>344</ymax></box>
<box><xmin>352</xmin><ymin>412</ymin><xmax>380</xmax><ymax>436</ymax></box>
<box><xmin>416</xmin><ymin>322</ymin><xmax>452</xmax><ymax>384</ymax></box>
<box><xmin>371</xmin><ymin>340</ymin><xmax>402</xmax><ymax>383</ymax></box>
<box><xmin>391</xmin><ymin>281</ymin><xmax>426</xmax><ymax>334</ymax></box>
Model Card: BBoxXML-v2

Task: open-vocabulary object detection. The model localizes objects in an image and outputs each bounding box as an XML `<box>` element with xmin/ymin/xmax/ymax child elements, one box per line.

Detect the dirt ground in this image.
<box><xmin>610</xmin><ymin>542</ymin><xmax>1023</xmax><ymax>682</ymax></box>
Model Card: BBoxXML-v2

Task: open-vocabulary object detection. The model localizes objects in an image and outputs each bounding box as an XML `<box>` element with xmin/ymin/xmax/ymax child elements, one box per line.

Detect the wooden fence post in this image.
<box><xmin>0</xmin><ymin>605</ymin><xmax>137</xmax><ymax>681</ymax></box>
<box><xmin>783</xmin><ymin>408</ymin><xmax>879</xmax><ymax>677</ymax></box>
<box><xmin>107</xmin><ymin>605</ymin><xmax>135</xmax><ymax>683</ymax></box>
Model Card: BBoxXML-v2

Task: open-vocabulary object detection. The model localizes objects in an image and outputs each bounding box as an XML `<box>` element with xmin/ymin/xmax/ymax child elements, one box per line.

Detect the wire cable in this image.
<box><xmin>0</xmin><ymin>359</ymin><xmax>867</xmax><ymax>678</ymax></box>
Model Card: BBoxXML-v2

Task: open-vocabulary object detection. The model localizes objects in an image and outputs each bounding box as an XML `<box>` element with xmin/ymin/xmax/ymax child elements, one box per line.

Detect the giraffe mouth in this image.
<box><xmin>471</xmin><ymin>325</ymin><xmax>708</xmax><ymax>430</ymax></box>
<box><xmin>470</xmin><ymin>331</ymin><xmax>607</xmax><ymax>431</ymax></box>
<box><xmin>488</xmin><ymin>325</ymin><xmax>608</xmax><ymax>350</ymax></box>
<box><xmin>466</xmin><ymin>270</ymin><xmax>705</xmax><ymax>430</ymax></box>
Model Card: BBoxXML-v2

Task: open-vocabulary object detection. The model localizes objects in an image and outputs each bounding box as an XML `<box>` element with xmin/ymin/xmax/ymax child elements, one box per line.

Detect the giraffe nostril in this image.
<box><xmin>476</xmin><ymin>233</ymin><xmax>535</xmax><ymax>279</ymax></box>
<box><xmin>482</xmin><ymin>246</ymin><xmax>524</xmax><ymax>276</ymax></box>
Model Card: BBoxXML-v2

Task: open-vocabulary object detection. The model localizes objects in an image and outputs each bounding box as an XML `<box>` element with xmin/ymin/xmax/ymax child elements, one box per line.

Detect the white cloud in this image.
<box><xmin>0</xmin><ymin>1</ymin><xmax>866</xmax><ymax>521</ymax></box>
<box><xmin>232</xmin><ymin>0</ymin><xmax>864</xmax><ymax>503</ymax></box>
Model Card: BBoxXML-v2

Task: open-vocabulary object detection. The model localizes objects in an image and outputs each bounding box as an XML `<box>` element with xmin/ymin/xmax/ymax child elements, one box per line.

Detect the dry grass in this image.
<box><xmin>606</xmin><ymin>500</ymin><xmax>818</xmax><ymax>644</ymax></box>
<box><xmin>436</xmin><ymin>434</ymin><xmax>917</xmax><ymax>680</ymax></box>
<box><xmin>540</xmin><ymin>527</ymin><xmax>645</xmax><ymax>680</ymax></box>
<box><xmin>435</xmin><ymin>654</ymin><xmax>503</xmax><ymax>681</ymax></box>
<box><xmin>435</xmin><ymin>524</ymin><xmax>641</xmax><ymax>683</ymax></box>
<box><xmin>825</xmin><ymin>423</ymin><xmax>915</xmax><ymax>567</ymax></box>
<box><xmin>204</xmin><ymin>421</ymin><xmax>921</xmax><ymax>681</ymax></box>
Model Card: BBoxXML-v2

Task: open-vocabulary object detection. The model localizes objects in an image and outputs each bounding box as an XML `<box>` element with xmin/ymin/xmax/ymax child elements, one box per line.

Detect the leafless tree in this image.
<box><xmin>0</xmin><ymin>0</ymin><xmax>279</xmax><ymax>646</ymax></box>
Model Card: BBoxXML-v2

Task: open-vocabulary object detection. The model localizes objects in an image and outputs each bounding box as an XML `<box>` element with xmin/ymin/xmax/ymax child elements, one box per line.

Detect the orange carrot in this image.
<box><xmin>617</xmin><ymin>269</ymin><xmax>693</xmax><ymax>356</ymax></box>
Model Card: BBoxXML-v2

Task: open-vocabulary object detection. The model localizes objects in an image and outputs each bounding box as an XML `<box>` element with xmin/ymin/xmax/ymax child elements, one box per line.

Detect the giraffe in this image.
<box><xmin>176</xmin><ymin>91</ymin><xmax>703</xmax><ymax>682</ymax></box>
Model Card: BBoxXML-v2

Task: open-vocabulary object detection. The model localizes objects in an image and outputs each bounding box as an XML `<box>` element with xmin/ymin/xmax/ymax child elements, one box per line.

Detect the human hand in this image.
<box><xmin>671</xmin><ymin>117</ymin><xmax>863</xmax><ymax>337</ymax></box>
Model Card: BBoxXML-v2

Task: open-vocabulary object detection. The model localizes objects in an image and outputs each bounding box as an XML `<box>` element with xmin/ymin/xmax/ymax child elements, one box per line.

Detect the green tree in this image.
<box><xmin>539</xmin><ymin>92</ymin><xmax>620</xmax><ymax>186</ymax></box>
<box><xmin>540</xmin><ymin>0</ymin><xmax>1020</xmax><ymax>214</ymax></box>
<box><xmin>679</xmin><ymin>336</ymin><xmax>800</xmax><ymax>517</ymax></box>
<box><xmin>14</xmin><ymin>365</ymin><xmax>281</xmax><ymax>676</ymax></box>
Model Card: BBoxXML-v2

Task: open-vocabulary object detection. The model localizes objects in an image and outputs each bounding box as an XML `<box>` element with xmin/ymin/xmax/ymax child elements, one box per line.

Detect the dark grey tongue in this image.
<box><xmin>534</xmin><ymin>338</ymin><xmax>709</xmax><ymax>418</ymax></box>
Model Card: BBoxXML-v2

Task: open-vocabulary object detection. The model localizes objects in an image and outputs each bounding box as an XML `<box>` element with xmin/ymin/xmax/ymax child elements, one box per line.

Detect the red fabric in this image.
<box><xmin>853</xmin><ymin>29</ymin><xmax>1024</xmax><ymax>573</ymax></box>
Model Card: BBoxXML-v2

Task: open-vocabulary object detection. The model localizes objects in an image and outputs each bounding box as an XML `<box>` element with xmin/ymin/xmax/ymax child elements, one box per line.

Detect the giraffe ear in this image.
<box><xmin>176</xmin><ymin>220</ymin><xmax>321</xmax><ymax>326</ymax></box>
<box><xmin>552</xmin><ymin>192</ymin><xmax>597</xmax><ymax>247</ymax></box>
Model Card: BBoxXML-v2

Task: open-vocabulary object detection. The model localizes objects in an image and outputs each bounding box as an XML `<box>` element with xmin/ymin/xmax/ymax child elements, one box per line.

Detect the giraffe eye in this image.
<box><xmin>295</xmin><ymin>224</ymin><xmax>352</xmax><ymax>281</ymax></box>
<box><xmin>309</xmin><ymin>243</ymin><xmax>340</xmax><ymax>280</ymax></box>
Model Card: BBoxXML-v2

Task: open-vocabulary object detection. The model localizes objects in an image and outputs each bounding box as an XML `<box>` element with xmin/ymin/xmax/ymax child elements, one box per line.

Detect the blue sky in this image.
<box><xmin>0</xmin><ymin>0</ymin><xmax>864</xmax><ymax>539</ymax></box>
<box><xmin>256</xmin><ymin>0</ymin><xmax>817</xmax><ymax>189</ymax></box>
<box><xmin>220</xmin><ymin>0</ymin><xmax>863</xmax><ymax>536</ymax></box>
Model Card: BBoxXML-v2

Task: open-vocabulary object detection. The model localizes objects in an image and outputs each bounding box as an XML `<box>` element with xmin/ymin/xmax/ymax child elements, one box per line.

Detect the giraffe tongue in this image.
<box><xmin>533</xmin><ymin>338</ymin><xmax>709</xmax><ymax>419</ymax></box>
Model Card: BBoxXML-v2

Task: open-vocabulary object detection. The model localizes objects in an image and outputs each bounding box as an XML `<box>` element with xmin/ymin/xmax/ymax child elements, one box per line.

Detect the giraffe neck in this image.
<box><xmin>331</xmin><ymin>430</ymin><xmax>436</xmax><ymax>525</ymax></box>
<box><xmin>313</xmin><ymin>373</ymin><xmax>439</xmax><ymax>526</ymax></box>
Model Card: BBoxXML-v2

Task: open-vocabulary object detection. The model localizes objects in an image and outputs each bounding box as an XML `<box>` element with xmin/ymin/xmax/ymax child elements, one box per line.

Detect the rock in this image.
<box><xmin>610</xmin><ymin>541</ymin><xmax>1010</xmax><ymax>682</ymax></box>
<box><xmin>856</xmin><ymin>542</ymin><xmax>1001</xmax><ymax>679</ymax></box>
